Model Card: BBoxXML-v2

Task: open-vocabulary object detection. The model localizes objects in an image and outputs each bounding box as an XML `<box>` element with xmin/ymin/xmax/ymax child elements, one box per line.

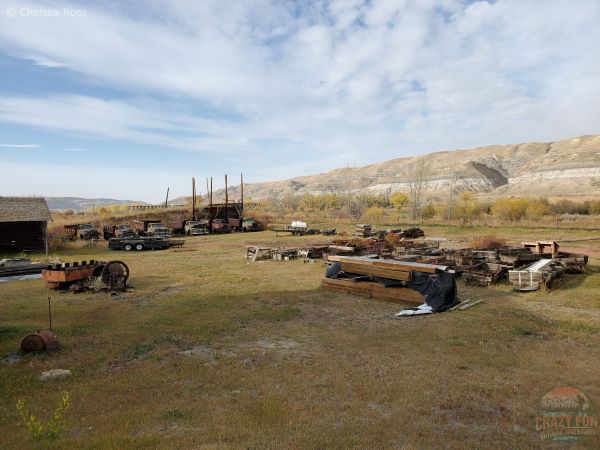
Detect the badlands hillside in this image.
<box><xmin>222</xmin><ymin>135</ymin><xmax>600</xmax><ymax>201</ymax></box>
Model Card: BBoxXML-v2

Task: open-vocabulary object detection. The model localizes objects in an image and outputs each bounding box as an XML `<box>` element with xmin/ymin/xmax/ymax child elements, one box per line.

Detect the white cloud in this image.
<box><xmin>0</xmin><ymin>0</ymin><xmax>598</xmax><ymax>187</ymax></box>
<box><xmin>0</xmin><ymin>143</ymin><xmax>39</xmax><ymax>148</ymax></box>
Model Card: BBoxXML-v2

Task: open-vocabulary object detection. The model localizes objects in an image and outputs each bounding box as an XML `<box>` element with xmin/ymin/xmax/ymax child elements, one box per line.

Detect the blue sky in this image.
<box><xmin>0</xmin><ymin>0</ymin><xmax>599</xmax><ymax>202</ymax></box>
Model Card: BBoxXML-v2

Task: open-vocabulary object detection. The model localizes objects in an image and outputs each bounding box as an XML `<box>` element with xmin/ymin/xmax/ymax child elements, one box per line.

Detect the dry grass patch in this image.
<box><xmin>0</xmin><ymin>227</ymin><xmax>599</xmax><ymax>448</ymax></box>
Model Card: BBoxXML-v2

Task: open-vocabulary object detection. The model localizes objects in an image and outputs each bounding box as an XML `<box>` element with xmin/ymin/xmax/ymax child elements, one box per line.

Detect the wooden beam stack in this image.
<box><xmin>323</xmin><ymin>255</ymin><xmax>454</xmax><ymax>305</ymax></box>
<box><xmin>354</xmin><ymin>224</ymin><xmax>372</xmax><ymax>237</ymax></box>
<box><xmin>322</xmin><ymin>277</ymin><xmax>425</xmax><ymax>304</ymax></box>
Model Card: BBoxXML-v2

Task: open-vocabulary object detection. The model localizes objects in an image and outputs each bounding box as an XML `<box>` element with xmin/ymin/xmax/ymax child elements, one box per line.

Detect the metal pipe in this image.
<box><xmin>165</xmin><ymin>187</ymin><xmax>169</xmax><ymax>208</ymax></box>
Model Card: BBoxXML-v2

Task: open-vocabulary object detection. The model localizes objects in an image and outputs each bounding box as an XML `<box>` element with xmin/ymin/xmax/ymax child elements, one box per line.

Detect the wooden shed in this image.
<box><xmin>0</xmin><ymin>197</ymin><xmax>52</xmax><ymax>254</ymax></box>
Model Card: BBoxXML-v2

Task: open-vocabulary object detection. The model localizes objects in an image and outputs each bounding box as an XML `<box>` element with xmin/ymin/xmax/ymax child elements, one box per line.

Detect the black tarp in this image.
<box><xmin>406</xmin><ymin>271</ymin><xmax>457</xmax><ymax>312</ymax></box>
<box><xmin>325</xmin><ymin>262</ymin><xmax>342</xmax><ymax>278</ymax></box>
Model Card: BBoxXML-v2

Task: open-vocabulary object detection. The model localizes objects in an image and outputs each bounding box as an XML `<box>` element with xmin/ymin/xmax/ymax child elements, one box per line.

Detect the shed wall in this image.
<box><xmin>0</xmin><ymin>221</ymin><xmax>46</xmax><ymax>253</ymax></box>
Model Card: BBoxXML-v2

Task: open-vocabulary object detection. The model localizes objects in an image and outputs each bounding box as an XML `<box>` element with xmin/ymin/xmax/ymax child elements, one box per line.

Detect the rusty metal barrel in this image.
<box><xmin>21</xmin><ymin>331</ymin><xmax>60</xmax><ymax>353</ymax></box>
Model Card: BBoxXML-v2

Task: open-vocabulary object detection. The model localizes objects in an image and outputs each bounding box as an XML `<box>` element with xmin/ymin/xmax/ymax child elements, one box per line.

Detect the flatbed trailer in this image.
<box><xmin>108</xmin><ymin>236</ymin><xmax>184</xmax><ymax>251</ymax></box>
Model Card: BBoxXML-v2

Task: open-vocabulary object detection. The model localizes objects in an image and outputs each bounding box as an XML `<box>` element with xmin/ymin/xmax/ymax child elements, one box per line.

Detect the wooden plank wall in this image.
<box><xmin>0</xmin><ymin>221</ymin><xmax>46</xmax><ymax>253</ymax></box>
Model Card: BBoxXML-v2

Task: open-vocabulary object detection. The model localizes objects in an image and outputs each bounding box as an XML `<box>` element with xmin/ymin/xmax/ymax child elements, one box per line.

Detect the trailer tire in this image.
<box><xmin>135</xmin><ymin>243</ymin><xmax>144</xmax><ymax>251</ymax></box>
<box><xmin>124</xmin><ymin>243</ymin><xmax>133</xmax><ymax>251</ymax></box>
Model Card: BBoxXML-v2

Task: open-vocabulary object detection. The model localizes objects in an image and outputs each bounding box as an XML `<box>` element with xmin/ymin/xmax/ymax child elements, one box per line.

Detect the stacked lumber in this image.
<box><xmin>401</xmin><ymin>227</ymin><xmax>425</xmax><ymax>238</ymax></box>
<box><xmin>322</xmin><ymin>278</ymin><xmax>424</xmax><ymax>304</ymax></box>
<box><xmin>328</xmin><ymin>255</ymin><xmax>450</xmax><ymax>274</ymax></box>
<box><xmin>323</xmin><ymin>255</ymin><xmax>454</xmax><ymax>304</ymax></box>
<box><xmin>354</xmin><ymin>224</ymin><xmax>372</xmax><ymax>237</ymax></box>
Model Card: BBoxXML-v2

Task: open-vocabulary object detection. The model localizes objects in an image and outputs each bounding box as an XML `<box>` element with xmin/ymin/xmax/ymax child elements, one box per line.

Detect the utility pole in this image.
<box><xmin>240</xmin><ymin>173</ymin><xmax>244</xmax><ymax>216</ymax></box>
<box><xmin>224</xmin><ymin>174</ymin><xmax>228</xmax><ymax>225</ymax></box>
<box><xmin>192</xmin><ymin>177</ymin><xmax>197</xmax><ymax>220</ymax></box>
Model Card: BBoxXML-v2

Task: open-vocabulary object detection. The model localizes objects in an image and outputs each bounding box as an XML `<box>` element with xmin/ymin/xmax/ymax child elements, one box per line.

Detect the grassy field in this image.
<box><xmin>1</xmin><ymin>226</ymin><xmax>599</xmax><ymax>449</ymax></box>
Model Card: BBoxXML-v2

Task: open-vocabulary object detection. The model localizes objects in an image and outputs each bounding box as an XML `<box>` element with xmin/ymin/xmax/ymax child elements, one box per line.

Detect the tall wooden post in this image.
<box><xmin>43</xmin><ymin>222</ymin><xmax>48</xmax><ymax>255</ymax></box>
<box><xmin>192</xmin><ymin>177</ymin><xmax>197</xmax><ymax>220</ymax></box>
<box><xmin>206</xmin><ymin>178</ymin><xmax>210</xmax><ymax>205</ymax></box>
<box><xmin>224</xmin><ymin>174</ymin><xmax>228</xmax><ymax>225</ymax></box>
<box><xmin>240</xmin><ymin>173</ymin><xmax>244</xmax><ymax>217</ymax></box>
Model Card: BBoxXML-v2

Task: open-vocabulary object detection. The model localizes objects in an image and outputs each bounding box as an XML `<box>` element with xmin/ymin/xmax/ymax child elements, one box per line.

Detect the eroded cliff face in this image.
<box><xmin>220</xmin><ymin>135</ymin><xmax>600</xmax><ymax>200</ymax></box>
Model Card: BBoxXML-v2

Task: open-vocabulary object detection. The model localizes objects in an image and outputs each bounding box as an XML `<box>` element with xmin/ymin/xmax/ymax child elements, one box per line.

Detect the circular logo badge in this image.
<box><xmin>535</xmin><ymin>386</ymin><xmax>597</xmax><ymax>441</ymax></box>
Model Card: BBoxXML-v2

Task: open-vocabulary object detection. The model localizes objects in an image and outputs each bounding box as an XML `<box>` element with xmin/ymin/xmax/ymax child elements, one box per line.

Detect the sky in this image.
<box><xmin>0</xmin><ymin>0</ymin><xmax>599</xmax><ymax>202</ymax></box>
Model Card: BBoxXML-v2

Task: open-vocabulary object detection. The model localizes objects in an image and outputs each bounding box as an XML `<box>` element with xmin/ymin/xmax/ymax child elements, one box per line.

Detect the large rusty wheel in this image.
<box><xmin>101</xmin><ymin>260</ymin><xmax>129</xmax><ymax>291</ymax></box>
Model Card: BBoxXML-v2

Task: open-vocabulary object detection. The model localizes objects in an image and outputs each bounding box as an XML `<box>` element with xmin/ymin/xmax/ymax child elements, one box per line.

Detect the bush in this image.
<box><xmin>47</xmin><ymin>227</ymin><xmax>71</xmax><ymax>252</ymax></box>
<box><xmin>16</xmin><ymin>392</ymin><xmax>70</xmax><ymax>441</ymax></box>
<box><xmin>491</xmin><ymin>197</ymin><xmax>529</xmax><ymax>221</ymax></box>
<box><xmin>588</xmin><ymin>200</ymin><xmax>600</xmax><ymax>215</ymax></box>
<box><xmin>468</xmin><ymin>235</ymin><xmax>507</xmax><ymax>249</ymax></box>
<box><xmin>362</xmin><ymin>206</ymin><xmax>385</xmax><ymax>224</ymax></box>
<box><xmin>390</xmin><ymin>192</ymin><xmax>409</xmax><ymax>211</ymax></box>
<box><xmin>421</xmin><ymin>203</ymin><xmax>436</xmax><ymax>220</ymax></box>
<box><xmin>526</xmin><ymin>198</ymin><xmax>550</xmax><ymax>219</ymax></box>
<box><xmin>455</xmin><ymin>192</ymin><xmax>484</xmax><ymax>224</ymax></box>
<box><xmin>551</xmin><ymin>199</ymin><xmax>588</xmax><ymax>215</ymax></box>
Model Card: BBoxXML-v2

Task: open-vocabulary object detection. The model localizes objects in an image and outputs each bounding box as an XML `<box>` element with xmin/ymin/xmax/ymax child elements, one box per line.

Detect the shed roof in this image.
<box><xmin>0</xmin><ymin>197</ymin><xmax>52</xmax><ymax>223</ymax></box>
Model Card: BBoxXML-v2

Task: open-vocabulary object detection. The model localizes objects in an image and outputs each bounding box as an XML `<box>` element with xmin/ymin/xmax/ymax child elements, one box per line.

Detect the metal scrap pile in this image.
<box><xmin>246</xmin><ymin>245</ymin><xmax>330</xmax><ymax>262</ymax></box>
<box><xmin>42</xmin><ymin>260</ymin><xmax>130</xmax><ymax>292</ymax></box>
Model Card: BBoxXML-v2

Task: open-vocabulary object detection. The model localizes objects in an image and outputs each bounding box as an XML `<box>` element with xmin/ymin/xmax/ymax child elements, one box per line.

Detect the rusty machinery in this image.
<box><xmin>21</xmin><ymin>297</ymin><xmax>60</xmax><ymax>354</ymax></box>
<box><xmin>42</xmin><ymin>260</ymin><xmax>129</xmax><ymax>291</ymax></box>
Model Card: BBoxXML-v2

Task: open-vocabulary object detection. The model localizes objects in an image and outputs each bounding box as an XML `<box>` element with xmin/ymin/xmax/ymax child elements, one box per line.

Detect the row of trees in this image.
<box><xmin>252</xmin><ymin>191</ymin><xmax>600</xmax><ymax>224</ymax></box>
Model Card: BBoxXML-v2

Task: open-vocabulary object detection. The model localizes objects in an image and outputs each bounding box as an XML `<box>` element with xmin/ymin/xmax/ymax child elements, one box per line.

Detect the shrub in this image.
<box><xmin>455</xmin><ymin>192</ymin><xmax>484</xmax><ymax>224</ymax></box>
<box><xmin>362</xmin><ymin>206</ymin><xmax>385</xmax><ymax>224</ymax></box>
<box><xmin>47</xmin><ymin>227</ymin><xmax>71</xmax><ymax>252</ymax></box>
<box><xmin>421</xmin><ymin>203</ymin><xmax>436</xmax><ymax>219</ymax></box>
<box><xmin>526</xmin><ymin>198</ymin><xmax>550</xmax><ymax>219</ymax></box>
<box><xmin>16</xmin><ymin>392</ymin><xmax>70</xmax><ymax>441</ymax></box>
<box><xmin>551</xmin><ymin>199</ymin><xmax>588</xmax><ymax>215</ymax></box>
<box><xmin>468</xmin><ymin>235</ymin><xmax>507</xmax><ymax>249</ymax></box>
<box><xmin>588</xmin><ymin>200</ymin><xmax>600</xmax><ymax>215</ymax></box>
<box><xmin>491</xmin><ymin>197</ymin><xmax>529</xmax><ymax>221</ymax></box>
<box><xmin>390</xmin><ymin>192</ymin><xmax>409</xmax><ymax>211</ymax></box>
